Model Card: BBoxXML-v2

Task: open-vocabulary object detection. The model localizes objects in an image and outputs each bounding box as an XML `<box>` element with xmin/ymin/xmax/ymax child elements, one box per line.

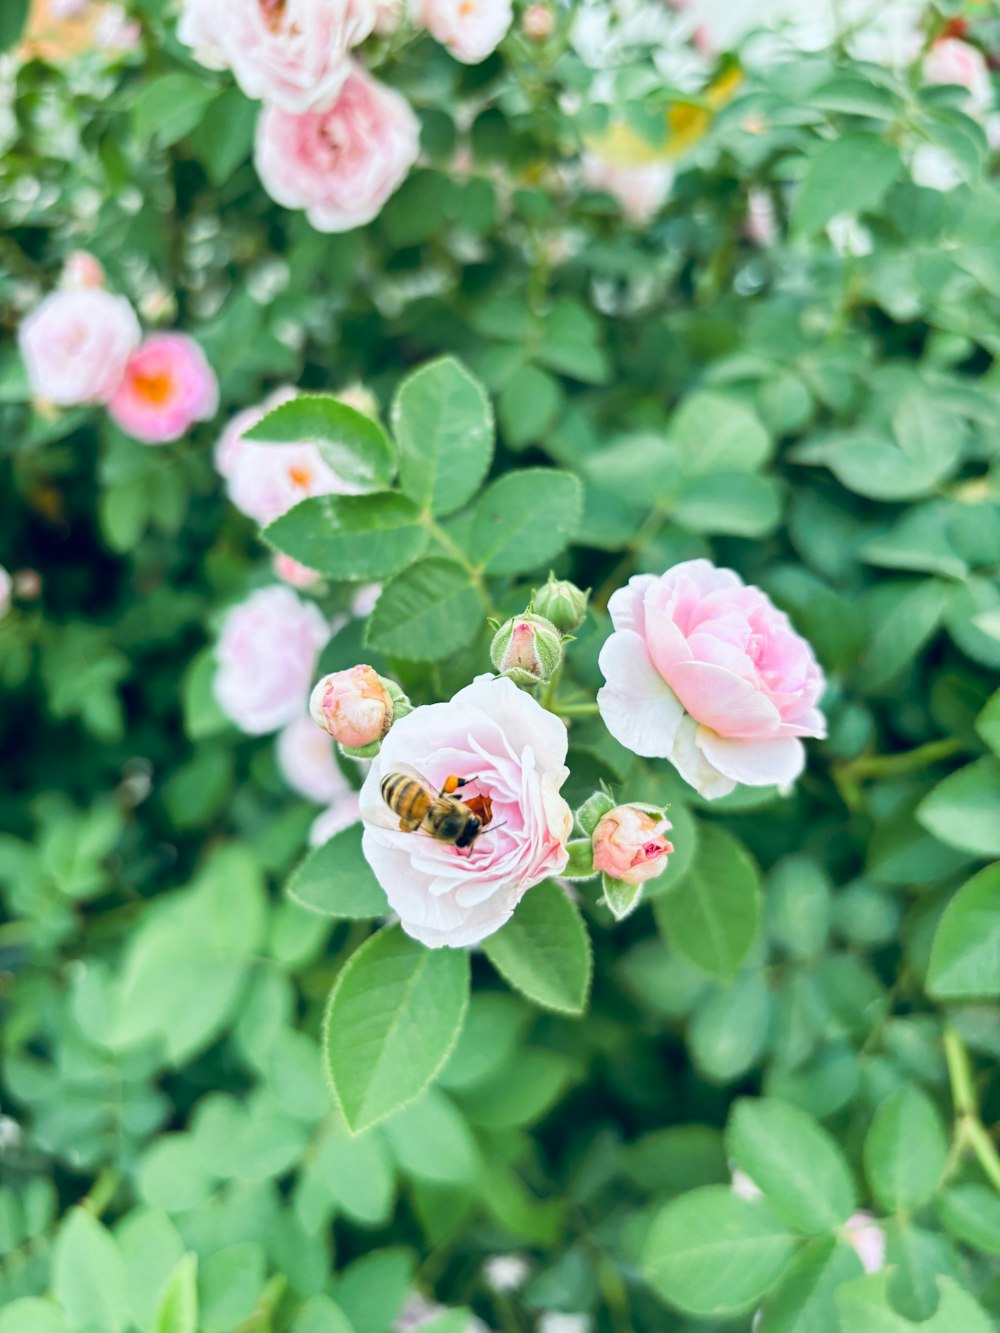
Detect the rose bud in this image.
<box><xmin>531</xmin><ymin>573</ymin><xmax>589</xmax><ymax>634</ymax></box>
<box><xmin>522</xmin><ymin>4</ymin><xmax>554</xmax><ymax>40</ymax></box>
<box><xmin>310</xmin><ymin>665</ymin><xmax>396</xmax><ymax>750</ymax></box>
<box><xmin>490</xmin><ymin>612</ymin><xmax>564</xmax><ymax>687</ymax></box>
<box><xmin>592</xmin><ymin>804</ymin><xmax>673</xmax><ymax>886</ymax></box>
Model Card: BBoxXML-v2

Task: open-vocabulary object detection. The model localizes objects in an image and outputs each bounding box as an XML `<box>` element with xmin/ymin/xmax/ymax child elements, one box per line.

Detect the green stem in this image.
<box><xmin>540</xmin><ymin>664</ymin><xmax>562</xmax><ymax>712</ymax></box>
<box><xmin>81</xmin><ymin>1167</ymin><xmax>122</xmax><ymax>1218</ymax></box>
<box><xmin>943</xmin><ymin>1027</ymin><xmax>1000</xmax><ymax>1192</ymax></box>
<box><xmin>552</xmin><ymin>702</ymin><xmax>600</xmax><ymax>718</ymax></box>
<box><xmin>838</xmin><ymin>737</ymin><xmax>962</xmax><ymax>783</ymax></box>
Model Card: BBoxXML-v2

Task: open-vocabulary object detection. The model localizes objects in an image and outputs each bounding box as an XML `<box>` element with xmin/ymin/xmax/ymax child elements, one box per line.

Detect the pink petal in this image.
<box><xmin>597</xmin><ymin>630</ymin><xmax>685</xmax><ymax>759</ymax></box>
<box><xmin>607</xmin><ymin>574</ymin><xmax>656</xmax><ymax>636</ymax></box>
<box><xmin>668</xmin><ymin>661</ymin><xmax>781</xmax><ymax>738</ymax></box>
<box><xmin>696</xmin><ymin>730</ymin><xmax>805</xmax><ymax>787</ymax></box>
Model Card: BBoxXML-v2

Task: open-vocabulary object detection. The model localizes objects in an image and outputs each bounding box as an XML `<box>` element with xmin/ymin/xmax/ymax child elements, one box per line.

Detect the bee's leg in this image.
<box><xmin>439</xmin><ymin>775</ymin><xmax>477</xmax><ymax>796</ymax></box>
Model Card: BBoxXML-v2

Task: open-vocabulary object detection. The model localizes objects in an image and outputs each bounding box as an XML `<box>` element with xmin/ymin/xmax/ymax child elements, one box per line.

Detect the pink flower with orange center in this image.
<box><xmin>109</xmin><ymin>333</ymin><xmax>218</xmax><ymax>444</ymax></box>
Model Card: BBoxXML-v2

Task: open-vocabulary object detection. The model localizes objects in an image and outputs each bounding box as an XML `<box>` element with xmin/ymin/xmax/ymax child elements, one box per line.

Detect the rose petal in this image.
<box><xmin>668</xmin><ymin>714</ymin><xmax>737</xmax><ymax>799</ymax></box>
<box><xmin>597</xmin><ymin>630</ymin><xmax>685</xmax><ymax>759</ymax></box>
<box><xmin>696</xmin><ymin>729</ymin><xmax>805</xmax><ymax>787</ymax></box>
<box><xmin>667</xmin><ymin>660</ymin><xmax>782</xmax><ymax>738</ymax></box>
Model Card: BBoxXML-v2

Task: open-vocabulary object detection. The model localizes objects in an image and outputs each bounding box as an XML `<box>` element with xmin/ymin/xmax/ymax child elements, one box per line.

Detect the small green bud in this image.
<box><xmin>531</xmin><ymin>573</ymin><xmax>589</xmax><ymax>634</ymax></box>
<box><xmin>490</xmin><ymin>612</ymin><xmax>564</xmax><ymax>687</ymax></box>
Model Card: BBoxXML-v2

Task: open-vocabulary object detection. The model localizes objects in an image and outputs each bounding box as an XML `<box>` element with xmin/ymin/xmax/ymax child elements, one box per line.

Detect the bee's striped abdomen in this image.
<box><xmin>381</xmin><ymin>773</ymin><xmax>430</xmax><ymax>831</ymax></box>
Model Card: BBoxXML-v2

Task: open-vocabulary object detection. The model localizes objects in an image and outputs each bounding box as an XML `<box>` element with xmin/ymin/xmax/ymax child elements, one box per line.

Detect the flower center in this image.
<box><xmin>259</xmin><ymin>0</ymin><xmax>287</xmax><ymax>34</ymax></box>
<box><xmin>288</xmin><ymin>464</ymin><xmax>313</xmax><ymax>489</ymax></box>
<box><xmin>132</xmin><ymin>370</ymin><xmax>173</xmax><ymax>405</ymax></box>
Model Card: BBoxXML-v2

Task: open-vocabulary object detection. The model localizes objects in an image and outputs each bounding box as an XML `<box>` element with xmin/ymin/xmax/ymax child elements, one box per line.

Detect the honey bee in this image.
<box><xmin>379</xmin><ymin>766</ymin><xmax>496</xmax><ymax>850</ymax></box>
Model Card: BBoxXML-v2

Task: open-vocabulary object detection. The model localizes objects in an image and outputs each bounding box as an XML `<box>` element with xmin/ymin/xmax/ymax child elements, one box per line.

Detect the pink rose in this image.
<box><xmin>213</xmin><ymin>586</ymin><xmax>331</xmax><ymax>735</ymax></box>
<box><xmin>310</xmin><ymin>792</ymin><xmax>362</xmax><ymax>847</ymax></box>
<box><xmin>360</xmin><ymin>676</ymin><xmax>572</xmax><ymax>947</ymax></box>
<box><xmin>109</xmin><ymin>333</ymin><xmax>218</xmax><ymax>444</ymax></box>
<box><xmin>598</xmin><ymin>560</ymin><xmax>825</xmax><ymax>800</ymax></box>
<box><xmin>178</xmin><ymin>0</ymin><xmax>374</xmax><ymax>113</ymax></box>
<box><xmin>311</xmin><ymin>664</ymin><xmax>395</xmax><ymax>749</ymax></box>
<box><xmin>19</xmin><ymin>288</ymin><xmax>140</xmax><ymax>406</ymax></box>
<box><xmin>277</xmin><ymin>712</ymin><xmax>352</xmax><ymax>803</ymax></box>
<box><xmin>273</xmin><ymin>553</ymin><xmax>322</xmax><ymax>588</ymax></box>
<box><xmin>581</xmin><ymin>153</ymin><xmax>674</xmax><ymax>223</ymax></box>
<box><xmin>255</xmin><ymin>64</ymin><xmax>420</xmax><ymax>233</ymax></box>
<box><xmin>415</xmin><ymin>0</ymin><xmax>513</xmax><ymax>62</ymax></box>
<box><xmin>923</xmin><ymin>38</ymin><xmax>993</xmax><ymax>113</ymax></box>
<box><xmin>61</xmin><ymin>251</ymin><xmax>106</xmax><ymax>290</ymax></box>
<box><xmin>592</xmin><ymin>804</ymin><xmax>673</xmax><ymax>885</ymax></box>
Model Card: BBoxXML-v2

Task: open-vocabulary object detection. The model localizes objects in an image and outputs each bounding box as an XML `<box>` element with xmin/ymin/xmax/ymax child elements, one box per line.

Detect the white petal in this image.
<box><xmin>668</xmin><ymin>715</ymin><xmax>736</xmax><ymax>800</ymax></box>
<box><xmin>696</xmin><ymin>729</ymin><xmax>805</xmax><ymax>788</ymax></box>
<box><xmin>607</xmin><ymin>573</ymin><xmax>657</xmax><ymax>635</ymax></box>
<box><xmin>597</xmin><ymin>630</ymin><xmax>684</xmax><ymax>759</ymax></box>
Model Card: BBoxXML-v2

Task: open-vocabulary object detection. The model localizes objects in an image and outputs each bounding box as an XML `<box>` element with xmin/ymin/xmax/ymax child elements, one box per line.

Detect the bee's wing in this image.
<box><xmin>364</xmin><ymin>762</ymin><xmax>435</xmax><ymax>833</ymax></box>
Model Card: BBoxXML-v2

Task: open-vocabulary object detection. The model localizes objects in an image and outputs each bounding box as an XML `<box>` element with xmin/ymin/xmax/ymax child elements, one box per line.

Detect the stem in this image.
<box><xmin>552</xmin><ymin>703</ymin><xmax>600</xmax><ymax>718</ymax></box>
<box><xmin>81</xmin><ymin>1167</ymin><xmax>122</xmax><ymax>1218</ymax></box>
<box><xmin>837</xmin><ymin>737</ymin><xmax>962</xmax><ymax>783</ymax></box>
<box><xmin>540</xmin><ymin>664</ymin><xmax>562</xmax><ymax>712</ymax></box>
<box><xmin>943</xmin><ymin>1027</ymin><xmax>1000</xmax><ymax>1192</ymax></box>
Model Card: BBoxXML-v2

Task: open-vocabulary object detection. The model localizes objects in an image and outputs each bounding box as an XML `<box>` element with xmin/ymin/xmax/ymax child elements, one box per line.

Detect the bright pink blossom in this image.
<box><xmin>214</xmin><ymin>586</ymin><xmax>330</xmax><ymax>735</ymax></box>
<box><xmin>598</xmin><ymin>560</ymin><xmax>825</xmax><ymax>799</ymax></box>
<box><xmin>109</xmin><ymin>333</ymin><xmax>218</xmax><ymax>444</ymax></box>
<box><xmin>254</xmin><ymin>64</ymin><xmax>420</xmax><ymax>233</ymax></box>
<box><xmin>19</xmin><ymin>288</ymin><xmax>140</xmax><ymax>406</ymax></box>
<box><xmin>592</xmin><ymin>805</ymin><xmax>673</xmax><ymax>885</ymax></box>
<box><xmin>415</xmin><ymin>0</ymin><xmax>513</xmax><ymax>62</ymax></box>
<box><xmin>311</xmin><ymin>664</ymin><xmax>394</xmax><ymax>749</ymax></box>
<box><xmin>360</xmin><ymin>676</ymin><xmax>572</xmax><ymax>947</ymax></box>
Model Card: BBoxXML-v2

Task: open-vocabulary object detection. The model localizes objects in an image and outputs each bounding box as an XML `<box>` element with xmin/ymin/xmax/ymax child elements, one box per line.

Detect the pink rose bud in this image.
<box><xmin>108</xmin><ymin>333</ymin><xmax>219</xmax><ymax>444</ymax></box>
<box><xmin>490</xmin><ymin>612</ymin><xmax>563</xmax><ymax>686</ymax></box>
<box><xmin>522</xmin><ymin>4</ymin><xmax>553</xmax><ymax>40</ymax></box>
<box><xmin>592</xmin><ymin>804</ymin><xmax>673</xmax><ymax>885</ymax></box>
<box><xmin>310</xmin><ymin>665</ymin><xmax>395</xmax><ymax>749</ymax></box>
<box><xmin>19</xmin><ymin>288</ymin><xmax>140</xmax><ymax>406</ymax></box>
<box><xmin>61</xmin><ymin>251</ymin><xmax>105</xmax><ymax>290</ymax></box>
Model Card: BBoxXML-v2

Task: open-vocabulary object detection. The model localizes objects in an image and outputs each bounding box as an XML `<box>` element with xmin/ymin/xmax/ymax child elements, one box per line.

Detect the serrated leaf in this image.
<box><xmin>482</xmin><ymin>880</ymin><xmax>592</xmax><ymax>1015</ymax></box>
<box><xmin>264</xmin><ymin>493</ymin><xmax>427</xmax><ymax>580</ymax></box>
<box><xmin>864</xmin><ymin>1086</ymin><xmax>948</xmax><ymax>1213</ymax></box>
<box><xmin>244</xmin><ymin>395</ymin><xmax>395</xmax><ymax>493</ymax></box>
<box><xmin>392</xmin><ymin>358</ymin><xmax>494</xmax><ymax>516</ymax></box>
<box><xmin>470</xmin><ymin>469</ymin><xmax>583</xmax><ymax>574</ymax></box>
<box><xmin>917</xmin><ymin>758</ymin><xmax>1000</xmax><ymax>859</ymax></box>
<box><xmin>365</xmin><ymin>559</ymin><xmax>485</xmax><ymax>661</ymax></box>
<box><xmin>926</xmin><ymin>862</ymin><xmax>1000</xmax><ymax>998</ymax></box>
<box><xmin>287</xmin><ymin>823</ymin><xmax>388</xmax><ymax>919</ymax></box>
<box><xmin>324</xmin><ymin>925</ymin><xmax>470</xmax><ymax>1133</ymax></box>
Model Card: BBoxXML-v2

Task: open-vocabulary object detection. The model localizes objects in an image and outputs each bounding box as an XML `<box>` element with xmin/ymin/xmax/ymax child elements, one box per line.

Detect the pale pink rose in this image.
<box><xmin>109</xmin><ymin>333</ymin><xmax>218</xmax><ymax>444</ymax></box>
<box><xmin>213</xmin><ymin>585</ymin><xmax>331</xmax><ymax>735</ymax></box>
<box><xmin>19</xmin><ymin>288</ymin><xmax>140</xmax><ymax>406</ymax></box>
<box><xmin>522</xmin><ymin>4</ymin><xmax>554</xmax><ymax>41</ymax></box>
<box><xmin>273</xmin><ymin>553</ymin><xmax>322</xmax><ymax>588</ymax></box>
<box><xmin>592</xmin><ymin>804</ymin><xmax>673</xmax><ymax>885</ymax></box>
<box><xmin>581</xmin><ymin>153</ymin><xmax>674</xmax><ymax>223</ymax></box>
<box><xmin>360</xmin><ymin>676</ymin><xmax>573</xmax><ymax>947</ymax></box>
<box><xmin>597</xmin><ymin>560</ymin><xmax>826</xmax><ymax>800</ymax></box>
<box><xmin>923</xmin><ymin>38</ymin><xmax>993</xmax><ymax>113</ymax></box>
<box><xmin>311</xmin><ymin>664</ymin><xmax>394</xmax><ymax>748</ymax></box>
<box><xmin>61</xmin><ymin>251</ymin><xmax>105</xmax><ymax>290</ymax></box>
<box><xmin>843</xmin><ymin>1212</ymin><xmax>885</xmax><ymax>1275</ymax></box>
<box><xmin>0</xmin><ymin>567</ymin><xmax>11</xmax><ymax>620</ymax></box>
<box><xmin>178</xmin><ymin>0</ymin><xmax>374</xmax><ymax>113</ymax></box>
<box><xmin>351</xmin><ymin>582</ymin><xmax>381</xmax><ymax>618</ymax></box>
<box><xmin>309</xmin><ymin>791</ymin><xmax>362</xmax><ymax>846</ymax></box>
<box><xmin>277</xmin><ymin>712</ymin><xmax>352</xmax><ymax>802</ymax></box>
<box><xmin>415</xmin><ymin>0</ymin><xmax>513</xmax><ymax>62</ymax></box>
<box><xmin>254</xmin><ymin>64</ymin><xmax>420</xmax><ymax>233</ymax></box>
<box><xmin>95</xmin><ymin>4</ymin><xmax>141</xmax><ymax>50</ymax></box>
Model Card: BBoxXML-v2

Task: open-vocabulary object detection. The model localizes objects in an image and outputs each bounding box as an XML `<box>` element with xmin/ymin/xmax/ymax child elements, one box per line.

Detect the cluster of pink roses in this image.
<box><xmin>177</xmin><ymin>0</ymin><xmax>513</xmax><ymax>233</ymax></box>
<box><xmin>18</xmin><ymin>254</ymin><xmax>218</xmax><ymax>444</ymax></box>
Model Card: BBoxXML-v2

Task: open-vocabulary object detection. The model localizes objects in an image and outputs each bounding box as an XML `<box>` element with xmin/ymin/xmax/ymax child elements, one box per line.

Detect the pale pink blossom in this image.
<box><xmin>277</xmin><ymin>712</ymin><xmax>352</xmax><ymax>803</ymax></box>
<box><xmin>311</xmin><ymin>664</ymin><xmax>394</xmax><ymax>748</ymax></box>
<box><xmin>273</xmin><ymin>553</ymin><xmax>322</xmax><ymax>588</ymax></box>
<box><xmin>310</xmin><ymin>792</ymin><xmax>362</xmax><ymax>846</ymax></box>
<box><xmin>351</xmin><ymin>583</ymin><xmax>381</xmax><ymax>618</ymax></box>
<box><xmin>19</xmin><ymin>288</ymin><xmax>140</xmax><ymax>406</ymax></box>
<box><xmin>254</xmin><ymin>64</ymin><xmax>420</xmax><ymax>233</ymax></box>
<box><xmin>592</xmin><ymin>804</ymin><xmax>673</xmax><ymax>885</ymax></box>
<box><xmin>360</xmin><ymin>676</ymin><xmax>572</xmax><ymax>947</ymax></box>
<box><xmin>923</xmin><ymin>38</ymin><xmax>993</xmax><ymax>114</ymax></box>
<box><xmin>415</xmin><ymin>0</ymin><xmax>513</xmax><ymax>62</ymax></box>
<box><xmin>0</xmin><ymin>567</ymin><xmax>11</xmax><ymax>620</ymax></box>
<box><xmin>61</xmin><ymin>251</ymin><xmax>105</xmax><ymax>290</ymax></box>
<box><xmin>597</xmin><ymin>560</ymin><xmax>825</xmax><ymax>799</ymax></box>
<box><xmin>842</xmin><ymin>1212</ymin><xmax>886</xmax><ymax>1275</ymax></box>
<box><xmin>582</xmin><ymin>153</ymin><xmax>674</xmax><ymax>223</ymax></box>
<box><xmin>214</xmin><ymin>586</ymin><xmax>331</xmax><ymax>735</ymax></box>
<box><xmin>177</xmin><ymin>0</ymin><xmax>374</xmax><ymax>113</ymax></box>
<box><xmin>109</xmin><ymin>333</ymin><xmax>218</xmax><ymax>444</ymax></box>
<box><xmin>522</xmin><ymin>5</ymin><xmax>554</xmax><ymax>40</ymax></box>
<box><xmin>95</xmin><ymin>4</ymin><xmax>141</xmax><ymax>50</ymax></box>
<box><xmin>745</xmin><ymin>189</ymin><xmax>778</xmax><ymax>247</ymax></box>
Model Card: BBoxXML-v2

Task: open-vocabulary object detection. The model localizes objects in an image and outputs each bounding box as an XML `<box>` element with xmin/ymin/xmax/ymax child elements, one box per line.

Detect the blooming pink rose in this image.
<box><xmin>598</xmin><ymin>560</ymin><xmax>825</xmax><ymax>799</ymax></box>
<box><xmin>109</xmin><ymin>333</ymin><xmax>218</xmax><ymax>444</ymax></box>
<box><xmin>310</xmin><ymin>791</ymin><xmax>362</xmax><ymax>847</ymax></box>
<box><xmin>842</xmin><ymin>1212</ymin><xmax>886</xmax><ymax>1275</ymax></box>
<box><xmin>19</xmin><ymin>289</ymin><xmax>140</xmax><ymax>406</ymax></box>
<box><xmin>255</xmin><ymin>64</ymin><xmax>420</xmax><ymax>233</ymax></box>
<box><xmin>415</xmin><ymin>0</ymin><xmax>513</xmax><ymax>62</ymax></box>
<box><xmin>277</xmin><ymin>712</ymin><xmax>352</xmax><ymax>803</ymax></box>
<box><xmin>924</xmin><ymin>38</ymin><xmax>993</xmax><ymax>113</ymax></box>
<box><xmin>178</xmin><ymin>0</ymin><xmax>374</xmax><ymax>113</ymax></box>
<box><xmin>592</xmin><ymin>804</ymin><xmax>673</xmax><ymax>885</ymax></box>
<box><xmin>213</xmin><ymin>586</ymin><xmax>331</xmax><ymax>735</ymax></box>
<box><xmin>360</xmin><ymin>676</ymin><xmax>572</xmax><ymax>947</ymax></box>
<box><xmin>581</xmin><ymin>153</ymin><xmax>674</xmax><ymax>223</ymax></box>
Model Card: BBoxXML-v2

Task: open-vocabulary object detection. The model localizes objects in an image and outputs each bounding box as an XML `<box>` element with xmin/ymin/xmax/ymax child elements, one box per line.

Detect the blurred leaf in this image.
<box><xmin>287</xmin><ymin>824</ymin><xmax>387</xmax><ymax>919</ymax></box>
<box><xmin>926</xmin><ymin>862</ymin><xmax>1000</xmax><ymax>999</ymax></box>
<box><xmin>757</xmin><ymin>1236</ymin><xmax>862</xmax><ymax>1333</ymax></box>
<box><xmin>936</xmin><ymin>1184</ymin><xmax>1000</xmax><ymax>1254</ymax></box>
<box><xmin>793</xmin><ymin>133</ymin><xmax>900</xmax><ymax>235</ymax></box>
<box><xmin>53</xmin><ymin>1209</ymin><xmax>130</xmax><ymax>1333</ymax></box>
<box><xmin>917</xmin><ymin>758</ymin><xmax>1000</xmax><ymax>858</ymax></box>
<box><xmin>133</xmin><ymin>74</ymin><xmax>220</xmax><ymax>148</ymax></box>
<box><xmin>154</xmin><ymin>1254</ymin><xmax>197</xmax><ymax>1333</ymax></box>
<box><xmin>864</xmin><ymin>1086</ymin><xmax>948</xmax><ymax>1212</ymax></box>
<box><xmin>669</xmin><ymin>392</ymin><xmax>771</xmax><ymax>473</ymax></box>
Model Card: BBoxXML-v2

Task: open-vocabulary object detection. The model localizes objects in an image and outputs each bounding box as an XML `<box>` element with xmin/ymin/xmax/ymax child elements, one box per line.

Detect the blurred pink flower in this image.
<box><xmin>0</xmin><ymin>567</ymin><xmax>11</xmax><ymax>620</ymax></box>
<box><xmin>61</xmin><ymin>251</ymin><xmax>106</xmax><ymax>290</ymax></box>
<box><xmin>360</xmin><ymin>676</ymin><xmax>572</xmax><ymax>947</ymax></box>
<box><xmin>582</xmin><ymin>153</ymin><xmax>674</xmax><ymax>223</ymax></box>
<box><xmin>109</xmin><ymin>333</ymin><xmax>218</xmax><ymax>444</ymax></box>
<box><xmin>19</xmin><ymin>288</ymin><xmax>140</xmax><ymax>406</ymax></box>
<box><xmin>310</xmin><ymin>791</ymin><xmax>362</xmax><ymax>846</ymax></box>
<box><xmin>923</xmin><ymin>37</ymin><xmax>992</xmax><ymax>112</ymax></box>
<box><xmin>415</xmin><ymin>0</ymin><xmax>513</xmax><ymax>62</ymax></box>
<box><xmin>254</xmin><ymin>63</ymin><xmax>420</xmax><ymax>233</ymax></box>
<box><xmin>277</xmin><ymin>712</ymin><xmax>352</xmax><ymax>803</ymax></box>
<box><xmin>592</xmin><ymin>804</ymin><xmax>673</xmax><ymax>885</ymax></box>
<box><xmin>842</xmin><ymin>1211</ymin><xmax>886</xmax><ymax>1275</ymax></box>
<box><xmin>273</xmin><ymin>554</ymin><xmax>322</xmax><ymax>588</ymax></box>
<box><xmin>598</xmin><ymin>560</ymin><xmax>825</xmax><ymax>799</ymax></box>
<box><xmin>213</xmin><ymin>586</ymin><xmax>331</xmax><ymax>735</ymax></box>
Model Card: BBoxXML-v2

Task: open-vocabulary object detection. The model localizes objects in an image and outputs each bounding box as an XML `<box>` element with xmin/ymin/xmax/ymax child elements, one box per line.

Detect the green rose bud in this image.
<box><xmin>531</xmin><ymin>573</ymin><xmax>589</xmax><ymax>634</ymax></box>
<box><xmin>490</xmin><ymin>612</ymin><xmax>564</xmax><ymax>687</ymax></box>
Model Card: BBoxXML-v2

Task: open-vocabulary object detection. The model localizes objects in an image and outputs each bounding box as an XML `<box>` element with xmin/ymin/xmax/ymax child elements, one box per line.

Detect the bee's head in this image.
<box><xmin>455</xmin><ymin>816</ymin><xmax>481</xmax><ymax>849</ymax></box>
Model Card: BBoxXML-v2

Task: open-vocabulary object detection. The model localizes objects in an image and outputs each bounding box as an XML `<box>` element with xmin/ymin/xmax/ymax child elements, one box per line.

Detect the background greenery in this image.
<box><xmin>2</xmin><ymin>1</ymin><xmax>1000</xmax><ymax>1330</ymax></box>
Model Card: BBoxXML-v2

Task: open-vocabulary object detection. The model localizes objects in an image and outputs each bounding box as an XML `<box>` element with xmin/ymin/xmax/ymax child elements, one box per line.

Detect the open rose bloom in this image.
<box><xmin>414</xmin><ymin>0</ymin><xmax>514</xmax><ymax>63</ymax></box>
<box><xmin>19</xmin><ymin>288</ymin><xmax>140</xmax><ymax>406</ymax></box>
<box><xmin>109</xmin><ymin>333</ymin><xmax>218</xmax><ymax>443</ymax></box>
<box><xmin>598</xmin><ymin>560</ymin><xmax>825</xmax><ymax>799</ymax></box>
<box><xmin>360</xmin><ymin>676</ymin><xmax>573</xmax><ymax>948</ymax></box>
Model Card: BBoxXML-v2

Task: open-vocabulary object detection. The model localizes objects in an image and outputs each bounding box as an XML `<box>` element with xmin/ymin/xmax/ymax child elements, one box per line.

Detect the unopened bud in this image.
<box><xmin>336</xmin><ymin>383</ymin><xmax>379</xmax><ymax>419</ymax></box>
<box><xmin>522</xmin><ymin>4</ymin><xmax>554</xmax><ymax>40</ymax></box>
<box><xmin>531</xmin><ymin>573</ymin><xmax>589</xmax><ymax>633</ymax></box>
<box><xmin>61</xmin><ymin>251</ymin><xmax>105</xmax><ymax>290</ymax></box>
<box><xmin>310</xmin><ymin>665</ymin><xmax>396</xmax><ymax>749</ymax></box>
<box><xmin>592</xmin><ymin>804</ymin><xmax>673</xmax><ymax>886</ymax></box>
<box><xmin>490</xmin><ymin>612</ymin><xmax>564</xmax><ymax>687</ymax></box>
<box><xmin>273</xmin><ymin>553</ymin><xmax>321</xmax><ymax>589</ymax></box>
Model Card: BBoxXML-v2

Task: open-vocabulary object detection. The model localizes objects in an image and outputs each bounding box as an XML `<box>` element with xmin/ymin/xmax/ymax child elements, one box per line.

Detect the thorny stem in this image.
<box><xmin>943</xmin><ymin>1027</ymin><xmax>1000</xmax><ymax>1193</ymax></box>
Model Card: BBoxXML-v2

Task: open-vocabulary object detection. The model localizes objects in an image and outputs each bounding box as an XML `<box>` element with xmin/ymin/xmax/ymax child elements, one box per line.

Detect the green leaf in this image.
<box><xmin>0</xmin><ymin>0</ymin><xmax>28</xmax><ymax>53</ymax></box>
<box><xmin>0</xmin><ymin>1302</ymin><xmax>69</xmax><ymax>1333</ymax></box>
<box><xmin>864</xmin><ymin>1086</ymin><xmax>948</xmax><ymax>1213</ymax></box>
<box><xmin>481</xmin><ymin>880</ymin><xmax>592</xmax><ymax>1015</ymax></box>
<box><xmin>926</xmin><ymin>862</ymin><xmax>1000</xmax><ymax>998</ymax></box>
<box><xmin>313</xmin><ymin>1122</ymin><xmax>395</xmax><ymax>1226</ymax></box>
<box><xmin>323</xmin><ymin>925</ymin><xmax>470</xmax><ymax>1133</ymax></box>
<box><xmin>976</xmin><ymin>689</ymin><xmax>1000</xmax><ymax>755</ymax></box>
<box><xmin>885</xmin><ymin>1222</ymin><xmax>962</xmax><ymax>1323</ymax></box>
<box><xmin>365</xmin><ymin>559</ymin><xmax>485</xmax><ymax>661</ymax></box>
<box><xmin>118</xmin><ymin>1209</ymin><xmax>187</xmax><ymax>1333</ymax></box>
<box><xmin>766</xmin><ymin>855</ymin><xmax>831</xmax><ymax>960</ymax></box>
<box><xmin>154</xmin><ymin>1254</ymin><xmax>198</xmax><ymax>1333</ymax></box>
<box><xmin>293</xmin><ymin>1297</ymin><xmax>357</xmax><ymax>1333</ymax></box>
<box><xmin>655</xmin><ymin>824</ymin><xmax>760</xmax><ymax>980</ymax></box>
<box><xmin>264</xmin><ymin>493</ymin><xmax>427</xmax><ymax>580</ymax></box>
<box><xmin>643</xmin><ymin>1186</ymin><xmax>796</xmax><ymax>1316</ymax></box>
<box><xmin>287</xmin><ymin>823</ymin><xmax>388</xmax><ymax>919</ymax></box>
<box><xmin>917</xmin><ymin>758</ymin><xmax>1000</xmax><ymax>858</ymax></box>
<box><xmin>53</xmin><ymin>1208</ymin><xmax>130</xmax><ymax>1333</ymax></box>
<box><xmin>690</xmin><ymin>972</ymin><xmax>771</xmax><ymax>1083</ymax></box>
<box><xmin>199</xmin><ymin>1244</ymin><xmax>266</xmax><ymax>1332</ymax></box>
<box><xmin>836</xmin><ymin>1274</ymin><xmax>994</xmax><ymax>1333</ymax></box>
<box><xmin>669</xmin><ymin>392</ymin><xmax>771</xmax><ymax>474</ymax></box>
<box><xmin>601</xmin><ymin>871</ymin><xmax>644</xmax><ymax>921</ymax></box>
<box><xmin>497</xmin><ymin>364</ymin><xmax>562</xmax><ymax>449</ymax></box>
<box><xmin>392</xmin><ymin>358</ymin><xmax>494</xmax><ymax>516</ymax></box>
<box><xmin>726</xmin><ymin>1097</ymin><xmax>856</xmax><ymax>1234</ymax></box>
<box><xmin>335</xmin><ymin>1248</ymin><xmax>414</xmax><ymax>1333</ymax></box>
<box><xmin>133</xmin><ymin>74</ymin><xmax>220</xmax><ymax>148</ymax></box>
<box><xmin>244</xmin><ymin>395</ymin><xmax>395</xmax><ymax>493</ymax></box>
<box><xmin>382</xmin><ymin>1087</ymin><xmax>481</xmax><ymax>1187</ymax></box>
<box><xmin>792</xmin><ymin>133</ymin><xmax>900</xmax><ymax>235</ymax></box>
<box><xmin>937</xmin><ymin>1184</ymin><xmax>1000</xmax><ymax>1254</ymax></box>
<box><xmin>535</xmin><ymin>299</ymin><xmax>610</xmax><ymax>384</ymax></box>
<box><xmin>673</xmin><ymin>472</ymin><xmax>782</xmax><ymax>538</ymax></box>
<box><xmin>470</xmin><ymin>469</ymin><xmax>583</xmax><ymax>574</ymax></box>
<box><xmin>758</xmin><ymin>1236</ymin><xmax>862</xmax><ymax>1333</ymax></box>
